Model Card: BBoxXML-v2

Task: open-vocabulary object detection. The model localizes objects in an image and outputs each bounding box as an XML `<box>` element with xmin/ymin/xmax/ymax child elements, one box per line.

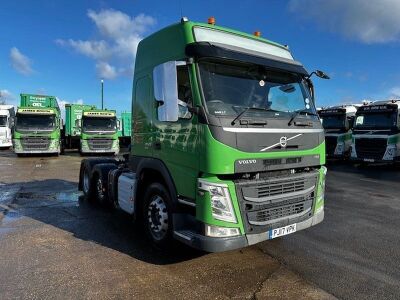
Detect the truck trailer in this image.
<box><xmin>319</xmin><ymin>105</ymin><xmax>359</xmax><ymax>159</ymax></box>
<box><xmin>79</xmin><ymin>108</ymin><xmax>119</xmax><ymax>155</ymax></box>
<box><xmin>64</xmin><ymin>104</ymin><xmax>96</xmax><ymax>150</ymax></box>
<box><xmin>13</xmin><ymin>94</ymin><xmax>61</xmax><ymax>156</ymax></box>
<box><xmin>118</xmin><ymin>112</ymin><xmax>132</xmax><ymax>148</ymax></box>
<box><xmin>79</xmin><ymin>18</ymin><xmax>329</xmax><ymax>252</ymax></box>
<box><xmin>351</xmin><ymin>100</ymin><xmax>400</xmax><ymax>163</ymax></box>
<box><xmin>0</xmin><ymin>105</ymin><xmax>15</xmax><ymax>149</ymax></box>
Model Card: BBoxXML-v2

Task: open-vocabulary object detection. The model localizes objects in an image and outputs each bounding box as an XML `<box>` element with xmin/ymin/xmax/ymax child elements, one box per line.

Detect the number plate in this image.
<box><xmin>269</xmin><ymin>224</ymin><xmax>297</xmax><ymax>239</ymax></box>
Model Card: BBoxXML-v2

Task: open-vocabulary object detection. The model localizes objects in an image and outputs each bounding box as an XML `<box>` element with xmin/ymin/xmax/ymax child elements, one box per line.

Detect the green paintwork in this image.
<box><xmin>79</xmin><ymin>108</ymin><xmax>119</xmax><ymax>154</ymax></box>
<box><xmin>118</xmin><ymin>112</ymin><xmax>132</xmax><ymax>137</ymax></box>
<box><xmin>65</xmin><ymin>104</ymin><xmax>96</xmax><ymax>137</ymax></box>
<box><xmin>13</xmin><ymin>94</ymin><xmax>61</xmax><ymax>154</ymax></box>
<box><xmin>132</xmin><ymin>20</ymin><xmax>326</xmax><ymax>239</ymax></box>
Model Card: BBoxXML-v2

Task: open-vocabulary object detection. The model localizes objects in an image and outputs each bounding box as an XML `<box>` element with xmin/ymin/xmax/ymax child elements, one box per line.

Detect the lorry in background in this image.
<box><xmin>13</xmin><ymin>94</ymin><xmax>61</xmax><ymax>156</ymax></box>
<box><xmin>319</xmin><ymin>105</ymin><xmax>359</xmax><ymax>159</ymax></box>
<box><xmin>0</xmin><ymin>105</ymin><xmax>15</xmax><ymax>149</ymax></box>
<box><xmin>64</xmin><ymin>104</ymin><xmax>96</xmax><ymax>150</ymax></box>
<box><xmin>351</xmin><ymin>100</ymin><xmax>400</xmax><ymax>163</ymax></box>
<box><xmin>77</xmin><ymin>108</ymin><xmax>119</xmax><ymax>155</ymax></box>
<box><xmin>78</xmin><ymin>18</ymin><xmax>329</xmax><ymax>252</ymax></box>
<box><xmin>118</xmin><ymin>112</ymin><xmax>132</xmax><ymax>148</ymax></box>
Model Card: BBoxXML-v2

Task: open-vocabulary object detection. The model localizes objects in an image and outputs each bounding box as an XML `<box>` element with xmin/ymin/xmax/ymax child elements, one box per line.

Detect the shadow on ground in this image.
<box><xmin>0</xmin><ymin>179</ymin><xmax>204</xmax><ymax>265</ymax></box>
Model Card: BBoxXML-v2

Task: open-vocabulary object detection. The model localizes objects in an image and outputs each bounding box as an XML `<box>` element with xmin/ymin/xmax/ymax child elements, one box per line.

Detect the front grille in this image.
<box><xmin>21</xmin><ymin>137</ymin><xmax>50</xmax><ymax>150</ymax></box>
<box><xmin>355</xmin><ymin>138</ymin><xmax>387</xmax><ymax>160</ymax></box>
<box><xmin>88</xmin><ymin>139</ymin><xmax>113</xmax><ymax>150</ymax></box>
<box><xmin>325</xmin><ymin>136</ymin><xmax>337</xmax><ymax>156</ymax></box>
<box><xmin>235</xmin><ymin>170</ymin><xmax>318</xmax><ymax>234</ymax></box>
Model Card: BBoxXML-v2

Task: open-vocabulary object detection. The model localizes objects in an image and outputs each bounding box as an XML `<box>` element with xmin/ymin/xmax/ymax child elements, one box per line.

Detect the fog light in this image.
<box><xmin>205</xmin><ymin>224</ymin><xmax>240</xmax><ymax>237</ymax></box>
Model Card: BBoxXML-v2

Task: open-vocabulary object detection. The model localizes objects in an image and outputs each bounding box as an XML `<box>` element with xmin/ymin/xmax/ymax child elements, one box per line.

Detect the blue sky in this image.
<box><xmin>1</xmin><ymin>0</ymin><xmax>400</xmax><ymax>117</ymax></box>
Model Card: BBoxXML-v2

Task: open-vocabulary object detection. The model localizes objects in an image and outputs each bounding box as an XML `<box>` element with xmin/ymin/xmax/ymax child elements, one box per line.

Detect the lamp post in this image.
<box><xmin>101</xmin><ymin>79</ymin><xmax>104</xmax><ymax>109</ymax></box>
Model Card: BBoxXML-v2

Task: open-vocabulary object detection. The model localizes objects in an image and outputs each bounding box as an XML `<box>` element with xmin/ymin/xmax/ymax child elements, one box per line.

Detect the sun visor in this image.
<box><xmin>185</xmin><ymin>42</ymin><xmax>309</xmax><ymax>76</ymax></box>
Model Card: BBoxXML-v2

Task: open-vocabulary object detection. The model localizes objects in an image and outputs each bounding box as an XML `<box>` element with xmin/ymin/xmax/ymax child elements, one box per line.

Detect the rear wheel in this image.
<box><xmin>143</xmin><ymin>183</ymin><xmax>173</xmax><ymax>248</ymax></box>
<box><xmin>93</xmin><ymin>163</ymin><xmax>118</xmax><ymax>207</ymax></box>
<box><xmin>82</xmin><ymin>165</ymin><xmax>94</xmax><ymax>200</ymax></box>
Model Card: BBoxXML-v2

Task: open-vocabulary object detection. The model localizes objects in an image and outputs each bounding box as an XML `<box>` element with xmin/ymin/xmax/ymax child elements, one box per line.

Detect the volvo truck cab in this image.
<box><xmin>79</xmin><ymin>109</ymin><xmax>119</xmax><ymax>155</ymax></box>
<box><xmin>79</xmin><ymin>18</ymin><xmax>329</xmax><ymax>252</ymax></box>
<box><xmin>319</xmin><ymin>105</ymin><xmax>359</xmax><ymax>159</ymax></box>
<box><xmin>351</xmin><ymin>100</ymin><xmax>400</xmax><ymax>163</ymax></box>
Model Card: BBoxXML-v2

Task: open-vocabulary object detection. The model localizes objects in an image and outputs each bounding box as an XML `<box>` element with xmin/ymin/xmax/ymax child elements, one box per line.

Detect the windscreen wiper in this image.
<box><xmin>288</xmin><ymin>109</ymin><xmax>318</xmax><ymax>126</ymax></box>
<box><xmin>231</xmin><ymin>107</ymin><xmax>272</xmax><ymax>125</ymax></box>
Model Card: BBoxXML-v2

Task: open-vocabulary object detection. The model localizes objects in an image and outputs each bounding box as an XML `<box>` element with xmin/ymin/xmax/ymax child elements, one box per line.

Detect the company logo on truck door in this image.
<box><xmin>83</xmin><ymin>111</ymin><xmax>115</xmax><ymax>117</ymax></box>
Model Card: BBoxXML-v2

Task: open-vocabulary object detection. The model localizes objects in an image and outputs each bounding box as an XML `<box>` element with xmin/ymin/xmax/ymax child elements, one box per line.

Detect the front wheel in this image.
<box><xmin>143</xmin><ymin>183</ymin><xmax>174</xmax><ymax>248</ymax></box>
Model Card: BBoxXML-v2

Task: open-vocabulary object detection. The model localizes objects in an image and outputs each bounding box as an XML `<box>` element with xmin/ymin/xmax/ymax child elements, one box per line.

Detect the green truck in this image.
<box><xmin>351</xmin><ymin>100</ymin><xmax>400</xmax><ymax>163</ymax></box>
<box><xmin>78</xmin><ymin>18</ymin><xmax>328</xmax><ymax>252</ymax></box>
<box><xmin>117</xmin><ymin>111</ymin><xmax>132</xmax><ymax>147</ymax></box>
<box><xmin>13</xmin><ymin>94</ymin><xmax>62</xmax><ymax>156</ymax></box>
<box><xmin>78</xmin><ymin>108</ymin><xmax>119</xmax><ymax>155</ymax></box>
<box><xmin>319</xmin><ymin>105</ymin><xmax>359</xmax><ymax>159</ymax></box>
<box><xmin>64</xmin><ymin>104</ymin><xmax>96</xmax><ymax>150</ymax></box>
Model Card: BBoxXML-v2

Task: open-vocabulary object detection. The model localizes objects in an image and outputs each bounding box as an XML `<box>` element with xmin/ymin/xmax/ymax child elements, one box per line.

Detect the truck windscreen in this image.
<box><xmin>16</xmin><ymin>114</ymin><xmax>55</xmax><ymax>131</ymax></box>
<box><xmin>320</xmin><ymin>114</ymin><xmax>346</xmax><ymax>129</ymax></box>
<box><xmin>354</xmin><ymin>111</ymin><xmax>397</xmax><ymax>129</ymax></box>
<box><xmin>0</xmin><ymin>116</ymin><xmax>6</xmax><ymax>126</ymax></box>
<box><xmin>198</xmin><ymin>60</ymin><xmax>316</xmax><ymax>119</ymax></box>
<box><xmin>82</xmin><ymin>117</ymin><xmax>117</xmax><ymax>133</ymax></box>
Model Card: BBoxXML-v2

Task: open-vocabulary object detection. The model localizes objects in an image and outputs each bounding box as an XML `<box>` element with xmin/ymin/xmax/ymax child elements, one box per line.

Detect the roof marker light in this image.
<box><xmin>208</xmin><ymin>17</ymin><xmax>216</xmax><ymax>25</ymax></box>
<box><xmin>254</xmin><ymin>31</ymin><xmax>261</xmax><ymax>37</ymax></box>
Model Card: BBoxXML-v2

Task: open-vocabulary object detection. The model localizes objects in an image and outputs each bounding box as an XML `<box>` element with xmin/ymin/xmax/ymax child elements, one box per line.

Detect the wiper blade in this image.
<box><xmin>231</xmin><ymin>107</ymin><xmax>272</xmax><ymax>125</ymax></box>
<box><xmin>288</xmin><ymin>110</ymin><xmax>318</xmax><ymax>126</ymax></box>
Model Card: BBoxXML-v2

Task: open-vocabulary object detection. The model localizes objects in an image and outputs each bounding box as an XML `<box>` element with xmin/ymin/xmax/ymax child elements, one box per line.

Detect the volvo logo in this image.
<box><xmin>238</xmin><ymin>159</ymin><xmax>257</xmax><ymax>165</ymax></box>
<box><xmin>260</xmin><ymin>133</ymin><xmax>303</xmax><ymax>152</ymax></box>
<box><xmin>279</xmin><ymin>136</ymin><xmax>288</xmax><ymax>148</ymax></box>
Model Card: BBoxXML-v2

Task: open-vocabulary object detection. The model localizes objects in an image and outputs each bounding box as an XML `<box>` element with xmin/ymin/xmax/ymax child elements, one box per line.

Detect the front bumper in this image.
<box><xmin>0</xmin><ymin>140</ymin><xmax>12</xmax><ymax>148</ymax></box>
<box><xmin>173</xmin><ymin>208</ymin><xmax>324</xmax><ymax>252</ymax></box>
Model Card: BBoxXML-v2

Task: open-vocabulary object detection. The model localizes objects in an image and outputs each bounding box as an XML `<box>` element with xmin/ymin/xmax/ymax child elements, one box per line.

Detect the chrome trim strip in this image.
<box><xmin>177</xmin><ymin>198</ymin><xmax>196</xmax><ymax>207</ymax></box>
<box><xmin>223</xmin><ymin>127</ymin><xmax>323</xmax><ymax>133</ymax></box>
<box><xmin>174</xmin><ymin>231</ymin><xmax>192</xmax><ymax>241</ymax></box>
<box><xmin>260</xmin><ymin>133</ymin><xmax>302</xmax><ymax>151</ymax></box>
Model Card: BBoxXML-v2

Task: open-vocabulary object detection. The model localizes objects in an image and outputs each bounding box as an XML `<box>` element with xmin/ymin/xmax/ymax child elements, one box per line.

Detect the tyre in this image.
<box><xmin>92</xmin><ymin>163</ymin><xmax>118</xmax><ymax>207</ymax></box>
<box><xmin>82</xmin><ymin>163</ymin><xmax>95</xmax><ymax>201</ymax></box>
<box><xmin>143</xmin><ymin>183</ymin><xmax>174</xmax><ymax>249</ymax></box>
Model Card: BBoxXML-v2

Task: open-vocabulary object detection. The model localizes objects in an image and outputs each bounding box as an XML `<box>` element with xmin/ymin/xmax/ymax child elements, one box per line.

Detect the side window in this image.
<box><xmin>177</xmin><ymin>65</ymin><xmax>192</xmax><ymax>120</ymax></box>
<box><xmin>153</xmin><ymin>61</ymin><xmax>192</xmax><ymax>122</ymax></box>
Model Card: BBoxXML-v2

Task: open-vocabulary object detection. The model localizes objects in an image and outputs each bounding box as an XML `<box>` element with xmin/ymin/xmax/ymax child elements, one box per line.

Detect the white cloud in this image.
<box><xmin>55</xmin><ymin>39</ymin><xmax>110</xmax><ymax>60</ymax></box>
<box><xmin>0</xmin><ymin>89</ymin><xmax>16</xmax><ymax>105</ymax></box>
<box><xmin>56</xmin><ymin>9</ymin><xmax>156</xmax><ymax>79</ymax></box>
<box><xmin>96</xmin><ymin>61</ymin><xmax>118</xmax><ymax>79</ymax></box>
<box><xmin>10</xmin><ymin>47</ymin><xmax>34</xmax><ymax>75</ymax></box>
<box><xmin>288</xmin><ymin>0</ymin><xmax>400</xmax><ymax>43</ymax></box>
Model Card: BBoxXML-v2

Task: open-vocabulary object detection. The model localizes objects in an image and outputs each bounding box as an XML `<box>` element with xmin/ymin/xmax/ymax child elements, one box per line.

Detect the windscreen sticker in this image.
<box><xmin>356</xmin><ymin>116</ymin><xmax>364</xmax><ymax>125</ymax></box>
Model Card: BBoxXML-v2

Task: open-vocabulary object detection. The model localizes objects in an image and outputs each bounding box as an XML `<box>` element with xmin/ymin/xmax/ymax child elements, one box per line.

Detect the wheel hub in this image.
<box><xmin>147</xmin><ymin>196</ymin><xmax>168</xmax><ymax>239</ymax></box>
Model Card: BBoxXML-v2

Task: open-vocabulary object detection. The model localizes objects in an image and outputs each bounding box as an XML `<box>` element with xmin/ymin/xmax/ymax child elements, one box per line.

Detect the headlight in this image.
<box><xmin>205</xmin><ymin>224</ymin><xmax>240</xmax><ymax>237</ymax></box>
<box><xmin>198</xmin><ymin>180</ymin><xmax>237</xmax><ymax>223</ymax></box>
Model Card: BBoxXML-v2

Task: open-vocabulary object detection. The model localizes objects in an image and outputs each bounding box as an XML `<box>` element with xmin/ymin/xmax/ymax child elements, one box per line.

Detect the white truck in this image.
<box><xmin>0</xmin><ymin>105</ymin><xmax>15</xmax><ymax>149</ymax></box>
<box><xmin>319</xmin><ymin>105</ymin><xmax>359</xmax><ymax>159</ymax></box>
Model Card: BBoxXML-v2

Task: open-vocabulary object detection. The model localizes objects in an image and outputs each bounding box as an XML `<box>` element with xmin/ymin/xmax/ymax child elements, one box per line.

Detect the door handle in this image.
<box><xmin>153</xmin><ymin>141</ymin><xmax>161</xmax><ymax>150</ymax></box>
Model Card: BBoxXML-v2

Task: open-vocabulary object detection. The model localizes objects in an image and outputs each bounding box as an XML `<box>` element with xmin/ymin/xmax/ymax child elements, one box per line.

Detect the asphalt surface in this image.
<box><xmin>1</xmin><ymin>150</ymin><xmax>398</xmax><ymax>299</ymax></box>
<box><xmin>0</xmin><ymin>150</ymin><xmax>333</xmax><ymax>300</ymax></box>
<box><xmin>260</xmin><ymin>161</ymin><xmax>400</xmax><ymax>300</ymax></box>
